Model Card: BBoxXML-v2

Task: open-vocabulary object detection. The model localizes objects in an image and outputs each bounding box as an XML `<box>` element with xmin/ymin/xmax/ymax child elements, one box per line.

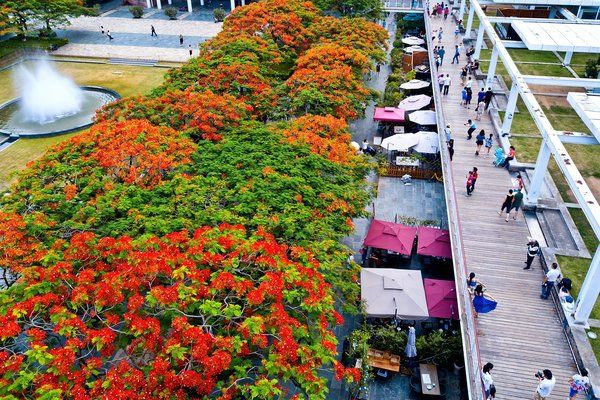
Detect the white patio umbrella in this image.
<box><xmin>412</xmin><ymin>131</ymin><xmax>440</xmax><ymax>154</ymax></box>
<box><xmin>381</xmin><ymin>133</ymin><xmax>420</xmax><ymax>152</ymax></box>
<box><xmin>403</xmin><ymin>45</ymin><xmax>427</xmax><ymax>54</ymax></box>
<box><xmin>408</xmin><ymin>110</ymin><xmax>437</xmax><ymax>125</ymax></box>
<box><xmin>402</xmin><ymin>36</ymin><xmax>425</xmax><ymax>46</ymax></box>
<box><xmin>399</xmin><ymin>94</ymin><xmax>432</xmax><ymax>111</ymax></box>
<box><xmin>405</xmin><ymin>326</ymin><xmax>417</xmax><ymax>358</ymax></box>
<box><xmin>400</xmin><ymin>79</ymin><xmax>430</xmax><ymax>90</ymax></box>
<box><xmin>350</xmin><ymin>141</ymin><xmax>360</xmax><ymax>150</ymax></box>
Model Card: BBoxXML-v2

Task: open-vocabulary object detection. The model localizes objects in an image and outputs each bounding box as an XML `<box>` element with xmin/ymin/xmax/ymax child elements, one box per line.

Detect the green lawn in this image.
<box><xmin>500</xmin><ymin>103</ymin><xmax>590</xmax><ymax>136</ymax></box>
<box><xmin>589</xmin><ymin>327</ymin><xmax>600</xmax><ymax>361</ymax></box>
<box><xmin>0</xmin><ymin>61</ymin><xmax>167</xmax><ymax>191</ymax></box>
<box><xmin>0</xmin><ymin>36</ymin><xmax>68</xmax><ymax>59</ymax></box>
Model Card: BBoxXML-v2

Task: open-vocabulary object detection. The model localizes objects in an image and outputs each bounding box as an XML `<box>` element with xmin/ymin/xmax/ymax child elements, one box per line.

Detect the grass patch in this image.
<box><xmin>508</xmin><ymin>136</ymin><xmax>540</xmax><ymax>163</ymax></box>
<box><xmin>0</xmin><ymin>60</ymin><xmax>166</xmax><ymax>191</ymax></box>
<box><xmin>589</xmin><ymin>327</ymin><xmax>600</xmax><ymax>361</ymax></box>
<box><xmin>0</xmin><ymin>36</ymin><xmax>68</xmax><ymax>59</ymax></box>
<box><xmin>557</xmin><ymin>255</ymin><xmax>600</xmax><ymax>320</ymax></box>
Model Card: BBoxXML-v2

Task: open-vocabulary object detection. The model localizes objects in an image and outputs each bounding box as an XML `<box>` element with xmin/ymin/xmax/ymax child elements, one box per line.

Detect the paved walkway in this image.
<box><xmin>428</xmin><ymin>12</ymin><xmax>576</xmax><ymax>400</ymax></box>
<box><xmin>52</xmin><ymin>16</ymin><xmax>222</xmax><ymax>62</ymax></box>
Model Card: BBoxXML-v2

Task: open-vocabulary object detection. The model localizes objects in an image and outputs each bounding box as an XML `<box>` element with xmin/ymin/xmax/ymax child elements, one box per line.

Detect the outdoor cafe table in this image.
<box><xmin>420</xmin><ymin>363</ymin><xmax>441</xmax><ymax>396</ymax></box>
<box><xmin>366</xmin><ymin>348</ymin><xmax>401</xmax><ymax>372</ymax></box>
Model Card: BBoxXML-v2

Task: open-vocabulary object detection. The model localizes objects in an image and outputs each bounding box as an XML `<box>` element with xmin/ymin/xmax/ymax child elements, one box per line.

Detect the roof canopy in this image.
<box><xmin>361</xmin><ymin>268</ymin><xmax>429</xmax><ymax>319</ymax></box>
<box><xmin>417</xmin><ymin>226</ymin><xmax>452</xmax><ymax>258</ymax></box>
<box><xmin>424</xmin><ymin>279</ymin><xmax>459</xmax><ymax>320</ymax></box>
<box><xmin>374</xmin><ymin>107</ymin><xmax>406</xmax><ymax>122</ymax></box>
<box><xmin>567</xmin><ymin>92</ymin><xmax>600</xmax><ymax>142</ymax></box>
<box><xmin>363</xmin><ymin>220</ymin><xmax>417</xmax><ymax>255</ymax></box>
<box><xmin>512</xmin><ymin>21</ymin><xmax>600</xmax><ymax>53</ymax></box>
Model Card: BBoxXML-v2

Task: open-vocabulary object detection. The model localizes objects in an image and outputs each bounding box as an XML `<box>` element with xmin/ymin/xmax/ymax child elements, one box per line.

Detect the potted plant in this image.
<box><xmin>164</xmin><ymin>7</ymin><xmax>178</xmax><ymax>20</ymax></box>
<box><xmin>213</xmin><ymin>7</ymin><xmax>226</xmax><ymax>22</ymax></box>
<box><xmin>129</xmin><ymin>6</ymin><xmax>144</xmax><ymax>18</ymax></box>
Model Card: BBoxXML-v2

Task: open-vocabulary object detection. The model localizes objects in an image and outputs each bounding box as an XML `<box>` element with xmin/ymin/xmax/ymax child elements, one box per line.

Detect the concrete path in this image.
<box><xmin>428</xmin><ymin>11</ymin><xmax>576</xmax><ymax>400</ymax></box>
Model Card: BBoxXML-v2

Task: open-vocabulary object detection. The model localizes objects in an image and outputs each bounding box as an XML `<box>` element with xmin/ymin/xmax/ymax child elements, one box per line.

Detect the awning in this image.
<box><xmin>417</xmin><ymin>226</ymin><xmax>452</xmax><ymax>259</ymax></box>
<box><xmin>361</xmin><ymin>268</ymin><xmax>429</xmax><ymax>319</ymax></box>
<box><xmin>400</xmin><ymin>79</ymin><xmax>430</xmax><ymax>90</ymax></box>
<box><xmin>402</xmin><ymin>36</ymin><xmax>425</xmax><ymax>46</ymax></box>
<box><xmin>408</xmin><ymin>110</ymin><xmax>436</xmax><ymax>125</ymax></box>
<box><xmin>424</xmin><ymin>279</ymin><xmax>459</xmax><ymax>320</ymax></box>
<box><xmin>381</xmin><ymin>133</ymin><xmax>420</xmax><ymax>152</ymax></box>
<box><xmin>363</xmin><ymin>219</ymin><xmax>417</xmax><ymax>255</ymax></box>
<box><xmin>373</xmin><ymin>107</ymin><xmax>406</xmax><ymax>123</ymax></box>
<box><xmin>412</xmin><ymin>131</ymin><xmax>439</xmax><ymax>154</ymax></box>
<box><xmin>399</xmin><ymin>94</ymin><xmax>431</xmax><ymax>111</ymax></box>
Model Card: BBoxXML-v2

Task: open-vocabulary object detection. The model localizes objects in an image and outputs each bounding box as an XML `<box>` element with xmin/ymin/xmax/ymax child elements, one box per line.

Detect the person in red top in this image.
<box><xmin>443</xmin><ymin>6</ymin><xmax>449</xmax><ymax>19</ymax></box>
<box><xmin>466</xmin><ymin>171</ymin><xmax>474</xmax><ymax>196</ymax></box>
<box><xmin>501</xmin><ymin>145</ymin><xmax>515</xmax><ymax>169</ymax></box>
<box><xmin>470</xmin><ymin>167</ymin><xmax>479</xmax><ymax>192</ymax></box>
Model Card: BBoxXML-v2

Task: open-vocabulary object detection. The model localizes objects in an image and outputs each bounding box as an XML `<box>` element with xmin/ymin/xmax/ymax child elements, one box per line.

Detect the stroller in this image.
<box><xmin>493</xmin><ymin>147</ymin><xmax>504</xmax><ymax>167</ymax></box>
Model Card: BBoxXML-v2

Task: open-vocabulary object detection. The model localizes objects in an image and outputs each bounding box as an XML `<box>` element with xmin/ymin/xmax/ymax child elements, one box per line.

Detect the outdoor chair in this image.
<box><xmin>410</xmin><ymin>375</ymin><xmax>422</xmax><ymax>394</ymax></box>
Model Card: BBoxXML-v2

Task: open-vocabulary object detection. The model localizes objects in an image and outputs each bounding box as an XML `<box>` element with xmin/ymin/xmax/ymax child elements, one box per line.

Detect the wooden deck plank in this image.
<box><xmin>428</xmin><ymin>15</ymin><xmax>576</xmax><ymax>400</ymax></box>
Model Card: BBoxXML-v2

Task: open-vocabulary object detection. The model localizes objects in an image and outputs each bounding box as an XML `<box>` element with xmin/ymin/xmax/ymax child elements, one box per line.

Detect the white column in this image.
<box><xmin>230</xmin><ymin>0</ymin><xmax>235</xmax><ymax>11</ymax></box>
<box><xmin>157</xmin><ymin>0</ymin><xmax>162</xmax><ymax>9</ymax></box>
<box><xmin>474</xmin><ymin>25</ymin><xmax>484</xmax><ymax>59</ymax></box>
<box><xmin>459</xmin><ymin>0</ymin><xmax>466</xmax><ymax>22</ymax></box>
<box><xmin>146</xmin><ymin>0</ymin><xmax>151</xmax><ymax>8</ymax></box>
<box><xmin>167</xmin><ymin>0</ymin><xmax>172</xmax><ymax>4</ymax></box>
<box><xmin>241</xmin><ymin>0</ymin><xmax>245</xmax><ymax>5</ymax></box>
<box><xmin>486</xmin><ymin>46</ymin><xmax>499</xmax><ymax>88</ymax></box>
<box><xmin>200</xmin><ymin>0</ymin><xmax>204</xmax><ymax>6</ymax></box>
<box><xmin>574</xmin><ymin>245</ymin><xmax>600</xmax><ymax>324</ymax></box>
<box><xmin>187</xmin><ymin>0</ymin><xmax>192</xmax><ymax>12</ymax></box>
<box><xmin>563</xmin><ymin>51</ymin><xmax>573</xmax><ymax>65</ymax></box>
<box><xmin>501</xmin><ymin>83</ymin><xmax>519</xmax><ymax>136</ymax></box>
<box><xmin>527</xmin><ymin>139</ymin><xmax>552</xmax><ymax>204</ymax></box>
<box><xmin>465</xmin><ymin>5</ymin><xmax>475</xmax><ymax>38</ymax></box>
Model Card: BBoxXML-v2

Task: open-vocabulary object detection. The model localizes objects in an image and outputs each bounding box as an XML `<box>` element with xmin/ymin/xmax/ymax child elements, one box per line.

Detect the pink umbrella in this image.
<box><xmin>424</xmin><ymin>278</ymin><xmax>459</xmax><ymax>320</ymax></box>
<box><xmin>373</xmin><ymin>107</ymin><xmax>405</xmax><ymax>122</ymax></box>
<box><xmin>416</xmin><ymin>226</ymin><xmax>452</xmax><ymax>259</ymax></box>
<box><xmin>363</xmin><ymin>220</ymin><xmax>417</xmax><ymax>255</ymax></box>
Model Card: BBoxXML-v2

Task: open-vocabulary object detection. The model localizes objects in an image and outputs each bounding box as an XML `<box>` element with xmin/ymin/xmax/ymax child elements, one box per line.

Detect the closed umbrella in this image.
<box><xmin>381</xmin><ymin>133</ymin><xmax>420</xmax><ymax>152</ymax></box>
<box><xmin>399</xmin><ymin>94</ymin><xmax>431</xmax><ymax>111</ymax></box>
<box><xmin>400</xmin><ymin>79</ymin><xmax>430</xmax><ymax>90</ymax></box>
<box><xmin>405</xmin><ymin>326</ymin><xmax>417</xmax><ymax>358</ymax></box>
<box><xmin>402</xmin><ymin>36</ymin><xmax>425</xmax><ymax>46</ymax></box>
<box><xmin>408</xmin><ymin>110</ymin><xmax>436</xmax><ymax>125</ymax></box>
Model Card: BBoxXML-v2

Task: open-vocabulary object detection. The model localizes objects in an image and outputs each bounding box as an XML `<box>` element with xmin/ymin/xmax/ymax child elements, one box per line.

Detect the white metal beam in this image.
<box><xmin>501</xmin><ymin>40</ymin><xmax>528</xmax><ymax>48</ymax></box>
<box><xmin>486</xmin><ymin>46</ymin><xmax>499</xmax><ymax>88</ymax></box>
<box><xmin>502</xmin><ymin>83</ymin><xmax>519</xmax><ymax>135</ymax></box>
<box><xmin>558</xmin><ymin>133</ymin><xmax>600</xmax><ymax>145</ymax></box>
<box><xmin>465</xmin><ymin>5</ymin><xmax>475</xmax><ymax>37</ymax></box>
<box><xmin>474</xmin><ymin>26</ymin><xmax>485</xmax><ymax>59</ymax></box>
<box><xmin>487</xmin><ymin>15</ymin><xmax>600</xmax><ymax>24</ymax></box>
<box><xmin>470</xmin><ymin>0</ymin><xmax>600</xmax><ymax>241</ymax></box>
<box><xmin>574</xmin><ymin>245</ymin><xmax>600</xmax><ymax>324</ymax></box>
<box><xmin>522</xmin><ymin>75</ymin><xmax>600</xmax><ymax>88</ymax></box>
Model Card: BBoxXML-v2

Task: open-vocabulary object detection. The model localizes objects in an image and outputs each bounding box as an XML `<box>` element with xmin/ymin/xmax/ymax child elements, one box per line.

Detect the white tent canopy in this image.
<box><xmin>361</xmin><ymin>268</ymin><xmax>429</xmax><ymax>319</ymax></box>
<box><xmin>412</xmin><ymin>131</ymin><xmax>440</xmax><ymax>154</ymax></box>
<box><xmin>399</xmin><ymin>94</ymin><xmax>431</xmax><ymax>111</ymax></box>
<box><xmin>400</xmin><ymin>79</ymin><xmax>430</xmax><ymax>90</ymax></box>
<box><xmin>408</xmin><ymin>110</ymin><xmax>437</xmax><ymax>125</ymax></box>
<box><xmin>512</xmin><ymin>21</ymin><xmax>600</xmax><ymax>53</ymax></box>
<box><xmin>381</xmin><ymin>133</ymin><xmax>420</xmax><ymax>152</ymax></box>
<box><xmin>402</xmin><ymin>36</ymin><xmax>425</xmax><ymax>46</ymax></box>
<box><xmin>403</xmin><ymin>46</ymin><xmax>427</xmax><ymax>54</ymax></box>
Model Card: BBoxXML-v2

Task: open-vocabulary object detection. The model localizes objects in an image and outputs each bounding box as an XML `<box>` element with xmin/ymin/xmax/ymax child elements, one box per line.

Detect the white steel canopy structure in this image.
<box><xmin>511</xmin><ymin>21</ymin><xmax>600</xmax><ymax>52</ymax></box>
<box><xmin>568</xmin><ymin>93</ymin><xmax>600</xmax><ymax>141</ymax></box>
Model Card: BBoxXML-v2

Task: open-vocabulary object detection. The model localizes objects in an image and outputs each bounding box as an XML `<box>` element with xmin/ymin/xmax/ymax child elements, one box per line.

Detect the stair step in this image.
<box><xmin>108</xmin><ymin>58</ymin><xmax>158</xmax><ymax>66</ymax></box>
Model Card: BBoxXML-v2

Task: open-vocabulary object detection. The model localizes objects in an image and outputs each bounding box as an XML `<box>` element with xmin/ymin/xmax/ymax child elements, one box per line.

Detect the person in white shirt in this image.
<box><xmin>443</xmin><ymin>74</ymin><xmax>451</xmax><ymax>95</ymax></box>
<box><xmin>534</xmin><ymin>369</ymin><xmax>555</xmax><ymax>400</ymax></box>
<box><xmin>541</xmin><ymin>262</ymin><xmax>561</xmax><ymax>299</ymax></box>
<box><xmin>465</xmin><ymin>76</ymin><xmax>473</xmax><ymax>89</ymax></box>
<box><xmin>569</xmin><ymin>368</ymin><xmax>590</xmax><ymax>400</ymax></box>
<box><xmin>481</xmin><ymin>362</ymin><xmax>494</xmax><ymax>397</ymax></box>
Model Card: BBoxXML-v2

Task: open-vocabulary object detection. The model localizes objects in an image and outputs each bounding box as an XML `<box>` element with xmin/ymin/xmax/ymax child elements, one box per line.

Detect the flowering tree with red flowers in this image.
<box><xmin>0</xmin><ymin>225</ymin><xmax>360</xmax><ymax>399</ymax></box>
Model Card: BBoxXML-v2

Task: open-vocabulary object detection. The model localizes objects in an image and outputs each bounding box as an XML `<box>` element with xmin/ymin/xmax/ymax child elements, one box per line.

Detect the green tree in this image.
<box><xmin>35</xmin><ymin>0</ymin><xmax>95</xmax><ymax>36</ymax></box>
<box><xmin>314</xmin><ymin>0</ymin><xmax>383</xmax><ymax>20</ymax></box>
<box><xmin>0</xmin><ymin>0</ymin><xmax>37</xmax><ymax>37</ymax></box>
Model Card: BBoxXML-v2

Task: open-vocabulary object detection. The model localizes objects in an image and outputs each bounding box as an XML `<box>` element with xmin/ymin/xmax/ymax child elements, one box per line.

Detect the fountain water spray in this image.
<box><xmin>13</xmin><ymin>57</ymin><xmax>84</xmax><ymax>124</ymax></box>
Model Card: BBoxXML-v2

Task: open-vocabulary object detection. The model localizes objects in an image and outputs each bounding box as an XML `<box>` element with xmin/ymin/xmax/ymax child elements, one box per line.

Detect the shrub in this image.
<box><xmin>164</xmin><ymin>6</ymin><xmax>178</xmax><ymax>19</ymax></box>
<box><xmin>213</xmin><ymin>7</ymin><xmax>226</xmax><ymax>22</ymax></box>
<box><xmin>584</xmin><ymin>57</ymin><xmax>600</xmax><ymax>79</ymax></box>
<box><xmin>129</xmin><ymin>5</ymin><xmax>144</xmax><ymax>18</ymax></box>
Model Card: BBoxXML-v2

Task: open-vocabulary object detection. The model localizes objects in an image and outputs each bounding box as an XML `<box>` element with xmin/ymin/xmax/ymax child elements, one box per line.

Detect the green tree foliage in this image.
<box><xmin>313</xmin><ymin>0</ymin><xmax>383</xmax><ymax>20</ymax></box>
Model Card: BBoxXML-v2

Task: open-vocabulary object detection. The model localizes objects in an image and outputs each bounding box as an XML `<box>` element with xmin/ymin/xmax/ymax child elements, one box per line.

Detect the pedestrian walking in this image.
<box><xmin>484</xmin><ymin>133</ymin><xmax>493</xmax><ymax>156</ymax></box>
<box><xmin>437</xmin><ymin>27</ymin><xmax>443</xmax><ymax>43</ymax></box>
<box><xmin>101</xmin><ymin>25</ymin><xmax>105</xmax><ymax>36</ymax></box>
<box><xmin>541</xmin><ymin>262</ymin><xmax>561</xmax><ymax>299</ymax></box>
<box><xmin>465</xmin><ymin>87</ymin><xmax>473</xmax><ymax>107</ymax></box>
<box><xmin>444</xmin><ymin>124</ymin><xmax>453</xmax><ymax>141</ymax></box>
<box><xmin>466</xmin><ymin>171</ymin><xmax>474</xmax><ymax>196</ymax></box>
<box><xmin>436</xmin><ymin>3</ymin><xmax>442</xmax><ymax>16</ymax></box>
<box><xmin>448</xmin><ymin>139</ymin><xmax>454</xmax><ymax>161</ymax></box>
<box><xmin>107</xmin><ymin>30</ymin><xmax>113</xmax><ymax>40</ymax></box>
<box><xmin>511</xmin><ymin>189</ymin><xmax>523</xmax><ymax>220</ymax></box>
<box><xmin>476</xmin><ymin>100</ymin><xmax>485</xmax><ymax>120</ymax></box>
<box><xmin>475</xmin><ymin>130</ymin><xmax>485</xmax><ymax>155</ymax></box>
<box><xmin>568</xmin><ymin>369</ymin><xmax>590</xmax><ymax>400</ymax></box>
<box><xmin>533</xmin><ymin>369</ymin><xmax>555</xmax><ymax>400</ymax></box>
<box><xmin>498</xmin><ymin>189</ymin><xmax>514</xmax><ymax>222</ymax></box>
<box><xmin>470</xmin><ymin>167</ymin><xmax>478</xmax><ymax>191</ymax></box>
<box><xmin>476</xmin><ymin>88</ymin><xmax>486</xmax><ymax>104</ymax></box>
<box><xmin>465</xmin><ymin>76</ymin><xmax>473</xmax><ymax>90</ymax></box>
<box><xmin>482</xmin><ymin>363</ymin><xmax>494</xmax><ymax>399</ymax></box>
<box><xmin>523</xmin><ymin>238</ymin><xmax>540</xmax><ymax>270</ymax></box>
<box><xmin>376</xmin><ymin>63</ymin><xmax>381</xmax><ymax>73</ymax></box>
<box><xmin>443</xmin><ymin>74</ymin><xmax>451</xmax><ymax>95</ymax></box>
<box><xmin>438</xmin><ymin>73</ymin><xmax>445</xmax><ymax>92</ymax></box>
<box><xmin>465</xmin><ymin>119</ymin><xmax>476</xmax><ymax>139</ymax></box>
<box><xmin>444</xmin><ymin>5</ymin><xmax>449</xmax><ymax>19</ymax></box>
<box><xmin>460</xmin><ymin>67</ymin><xmax>467</xmax><ymax>84</ymax></box>
<box><xmin>151</xmin><ymin>25</ymin><xmax>157</xmax><ymax>37</ymax></box>
<box><xmin>438</xmin><ymin>46</ymin><xmax>445</xmax><ymax>66</ymax></box>
<box><xmin>179</xmin><ymin>34</ymin><xmax>184</xmax><ymax>46</ymax></box>
<box><xmin>189</xmin><ymin>44</ymin><xmax>193</xmax><ymax>57</ymax></box>
<box><xmin>452</xmin><ymin>44</ymin><xmax>460</xmax><ymax>64</ymax></box>
<box><xmin>484</xmin><ymin>87</ymin><xmax>494</xmax><ymax>110</ymax></box>
<box><xmin>460</xmin><ymin>87</ymin><xmax>467</xmax><ymax>107</ymax></box>
<box><xmin>432</xmin><ymin>4</ymin><xmax>438</xmax><ymax>16</ymax></box>
<box><xmin>454</xmin><ymin>25</ymin><xmax>461</xmax><ymax>41</ymax></box>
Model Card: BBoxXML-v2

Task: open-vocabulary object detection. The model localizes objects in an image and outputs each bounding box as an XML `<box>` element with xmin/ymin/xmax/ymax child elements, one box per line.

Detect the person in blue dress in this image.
<box><xmin>473</xmin><ymin>284</ymin><xmax>497</xmax><ymax>317</ymax></box>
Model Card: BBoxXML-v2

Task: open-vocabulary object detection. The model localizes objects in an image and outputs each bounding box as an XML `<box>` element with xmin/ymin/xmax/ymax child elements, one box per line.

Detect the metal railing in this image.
<box><xmin>423</xmin><ymin>13</ymin><xmax>485</xmax><ymax>400</ymax></box>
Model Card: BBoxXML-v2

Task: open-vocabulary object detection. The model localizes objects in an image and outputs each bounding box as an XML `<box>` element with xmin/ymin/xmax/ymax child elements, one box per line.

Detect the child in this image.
<box><xmin>484</xmin><ymin>133</ymin><xmax>493</xmax><ymax>156</ymax></box>
<box><xmin>476</xmin><ymin>100</ymin><xmax>485</xmax><ymax>120</ymax></box>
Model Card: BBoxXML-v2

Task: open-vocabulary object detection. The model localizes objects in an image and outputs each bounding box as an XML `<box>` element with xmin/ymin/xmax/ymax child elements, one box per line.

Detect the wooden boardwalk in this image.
<box><xmin>428</xmin><ymin>15</ymin><xmax>576</xmax><ymax>400</ymax></box>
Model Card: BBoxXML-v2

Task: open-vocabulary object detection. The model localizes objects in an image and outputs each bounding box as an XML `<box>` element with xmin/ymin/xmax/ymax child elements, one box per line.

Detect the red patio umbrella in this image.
<box><xmin>363</xmin><ymin>220</ymin><xmax>417</xmax><ymax>256</ymax></box>
<box><xmin>416</xmin><ymin>226</ymin><xmax>452</xmax><ymax>259</ymax></box>
<box><xmin>424</xmin><ymin>278</ymin><xmax>459</xmax><ymax>320</ymax></box>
